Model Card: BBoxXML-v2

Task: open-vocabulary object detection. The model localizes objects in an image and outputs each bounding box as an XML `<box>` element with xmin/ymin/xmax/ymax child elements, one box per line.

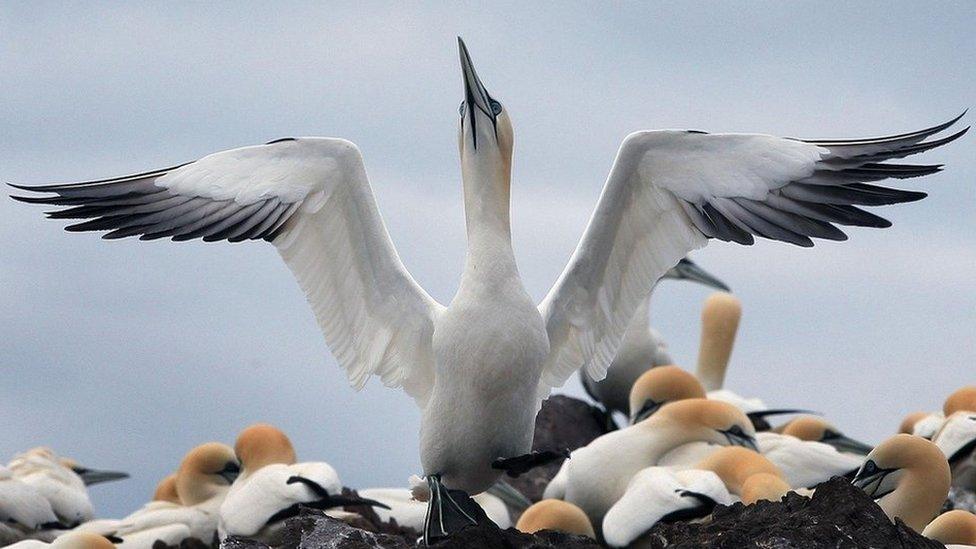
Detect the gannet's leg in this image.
<box><xmin>491</xmin><ymin>448</ymin><xmax>571</xmax><ymax>478</ymax></box>
<box><xmin>422</xmin><ymin>474</ymin><xmax>480</xmax><ymax>544</ymax></box>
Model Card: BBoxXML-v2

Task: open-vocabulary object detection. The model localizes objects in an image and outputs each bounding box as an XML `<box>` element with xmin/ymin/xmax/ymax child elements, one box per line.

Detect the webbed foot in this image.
<box><xmin>422</xmin><ymin>474</ymin><xmax>484</xmax><ymax>545</ymax></box>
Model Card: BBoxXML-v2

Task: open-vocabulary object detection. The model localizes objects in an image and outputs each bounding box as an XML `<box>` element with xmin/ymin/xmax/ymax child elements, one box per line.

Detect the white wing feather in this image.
<box><xmin>539</xmin><ymin>117</ymin><xmax>965</xmax><ymax>395</ymax></box>
<box><xmin>15</xmin><ymin>138</ymin><xmax>444</xmax><ymax>405</ymax></box>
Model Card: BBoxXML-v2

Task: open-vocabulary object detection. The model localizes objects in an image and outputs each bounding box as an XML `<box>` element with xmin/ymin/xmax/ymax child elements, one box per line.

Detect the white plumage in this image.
<box><xmin>357</xmin><ymin>488</ymin><xmax>511</xmax><ymax>531</ymax></box>
<box><xmin>0</xmin><ymin>466</ymin><xmax>60</xmax><ymax>544</ymax></box>
<box><xmin>8</xmin><ymin>450</ymin><xmax>93</xmax><ymax>529</ymax></box>
<box><xmin>756</xmin><ymin>432</ymin><xmax>863</xmax><ymax>488</ymax></box>
<box><xmin>13</xmin><ymin>37</ymin><xmax>963</xmax><ymax>509</ymax></box>
<box><xmin>602</xmin><ymin>467</ymin><xmax>731</xmax><ymax>548</ymax></box>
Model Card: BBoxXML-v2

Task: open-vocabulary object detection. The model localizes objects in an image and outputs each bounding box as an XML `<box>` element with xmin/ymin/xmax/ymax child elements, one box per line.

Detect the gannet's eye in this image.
<box><xmin>458</xmin><ymin>102</ymin><xmax>466</xmax><ymax>116</ymax></box>
<box><xmin>490</xmin><ymin>100</ymin><xmax>502</xmax><ymax>115</ymax></box>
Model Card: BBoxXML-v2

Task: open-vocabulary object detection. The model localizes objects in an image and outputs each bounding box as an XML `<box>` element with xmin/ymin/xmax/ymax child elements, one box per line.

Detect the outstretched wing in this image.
<box><xmin>538</xmin><ymin>114</ymin><xmax>966</xmax><ymax>394</ymax></box>
<box><xmin>12</xmin><ymin>138</ymin><xmax>444</xmax><ymax>405</ymax></box>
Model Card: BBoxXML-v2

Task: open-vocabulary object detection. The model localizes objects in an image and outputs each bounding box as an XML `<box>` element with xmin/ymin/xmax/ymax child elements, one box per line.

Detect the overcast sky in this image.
<box><xmin>1</xmin><ymin>2</ymin><xmax>974</xmax><ymax>518</ymax></box>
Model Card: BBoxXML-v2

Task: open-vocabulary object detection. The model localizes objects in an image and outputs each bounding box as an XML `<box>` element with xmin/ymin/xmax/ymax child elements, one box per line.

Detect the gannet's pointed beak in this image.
<box><xmin>821</xmin><ymin>432</ymin><xmax>874</xmax><ymax>456</ymax></box>
<box><xmin>668</xmin><ymin>258</ymin><xmax>731</xmax><ymax>292</ymax></box>
<box><xmin>458</xmin><ymin>37</ymin><xmax>497</xmax><ymax>149</ymax></box>
<box><xmin>73</xmin><ymin>467</ymin><xmax>130</xmax><ymax>486</ymax></box>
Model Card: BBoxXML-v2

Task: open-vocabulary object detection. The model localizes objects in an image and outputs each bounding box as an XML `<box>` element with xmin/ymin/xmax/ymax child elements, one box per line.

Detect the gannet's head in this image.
<box><xmin>933</xmin><ymin>411</ymin><xmax>976</xmax><ymax>465</ymax></box>
<box><xmin>851</xmin><ymin>434</ymin><xmax>950</xmax><ymax>531</ymax></box>
<box><xmin>49</xmin><ymin>531</ymin><xmax>117</xmax><ymax>549</ymax></box>
<box><xmin>782</xmin><ymin>416</ymin><xmax>874</xmax><ymax>455</ymax></box>
<box><xmin>898</xmin><ymin>411</ymin><xmax>930</xmax><ymax>435</ymax></box>
<box><xmin>740</xmin><ymin>473</ymin><xmax>791</xmax><ymax>505</ymax></box>
<box><xmin>152</xmin><ymin>473</ymin><xmax>181</xmax><ymax>504</ymax></box>
<box><xmin>234</xmin><ymin>423</ymin><xmax>297</xmax><ymax>474</ymax></box>
<box><xmin>655</xmin><ymin>398</ymin><xmax>758</xmax><ymax>451</ymax></box>
<box><xmin>944</xmin><ymin>386</ymin><xmax>976</xmax><ymax>416</ymax></box>
<box><xmin>922</xmin><ymin>509</ymin><xmax>976</xmax><ymax>546</ymax></box>
<box><xmin>176</xmin><ymin>442</ymin><xmax>240</xmax><ymax>505</ymax></box>
<box><xmin>628</xmin><ymin>365</ymin><xmax>706</xmax><ymax>423</ymax></box>
<box><xmin>515</xmin><ymin>499</ymin><xmax>595</xmax><ymax>538</ymax></box>
<box><xmin>695</xmin><ymin>446</ymin><xmax>782</xmax><ymax>496</ymax></box>
<box><xmin>457</xmin><ymin>38</ymin><xmax>513</xmax><ymax>172</ymax></box>
<box><xmin>662</xmin><ymin>258</ymin><xmax>731</xmax><ymax>291</ymax></box>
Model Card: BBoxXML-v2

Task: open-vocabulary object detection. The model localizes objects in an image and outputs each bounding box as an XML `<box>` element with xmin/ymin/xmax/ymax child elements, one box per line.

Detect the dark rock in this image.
<box><xmin>153</xmin><ymin>538</ymin><xmax>214</xmax><ymax>549</ymax></box>
<box><xmin>504</xmin><ymin>395</ymin><xmax>608</xmax><ymax>504</ymax></box>
<box><xmin>643</xmin><ymin>477</ymin><xmax>943</xmax><ymax>548</ymax></box>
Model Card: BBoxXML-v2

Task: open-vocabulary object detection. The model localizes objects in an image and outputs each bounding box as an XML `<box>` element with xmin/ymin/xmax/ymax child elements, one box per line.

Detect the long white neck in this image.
<box><xmin>459</xmin><ymin>151</ymin><xmax>517</xmax><ymax>287</ymax></box>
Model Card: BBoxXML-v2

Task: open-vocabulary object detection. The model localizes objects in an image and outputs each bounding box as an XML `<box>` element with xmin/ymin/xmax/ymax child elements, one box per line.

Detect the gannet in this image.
<box><xmin>581</xmin><ymin>258</ymin><xmax>729</xmax><ymax>419</ymax></box>
<box><xmin>899</xmin><ymin>411</ymin><xmax>930</xmax><ymax>435</ymax></box>
<box><xmin>851</xmin><ymin>434</ymin><xmax>951</xmax><ymax>532</ymax></box>
<box><xmin>515</xmin><ymin>500</ymin><xmax>595</xmax><ymax>538</ymax></box>
<box><xmin>923</xmin><ymin>510</ymin><xmax>976</xmax><ymax>548</ymax></box>
<box><xmin>8</xmin><ymin>449</ymin><xmax>128</xmax><ymax>530</ymax></box>
<box><xmin>81</xmin><ymin>443</ymin><xmax>239</xmax><ymax>548</ymax></box>
<box><xmin>628</xmin><ymin>365</ymin><xmax>706</xmax><ymax>423</ymax></box>
<box><xmin>73</xmin><ymin>474</ymin><xmax>183</xmax><ymax>546</ymax></box>
<box><xmin>755</xmin><ymin>431</ymin><xmax>863</xmax><ymax>488</ymax></box>
<box><xmin>557</xmin><ymin>399</ymin><xmax>757</xmax><ymax>529</ymax></box>
<box><xmin>11</xmin><ymin>37</ymin><xmax>964</xmax><ymax>542</ymax></box>
<box><xmin>602</xmin><ymin>447</ymin><xmax>785</xmax><ymax>547</ymax></box>
<box><xmin>932</xmin><ymin>411</ymin><xmax>976</xmax><ymax>487</ymax></box>
<box><xmin>357</xmin><ymin>487</ymin><xmax>510</xmax><ymax>531</ymax></box>
<box><xmin>775</xmin><ymin>416</ymin><xmax>873</xmax><ymax>455</ymax></box>
<box><xmin>904</xmin><ymin>387</ymin><xmax>976</xmax><ymax>440</ymax></box>
<box><xmin>150</xmin><ymin>475</ymin><xmax>180</xmax><ymax>505</ymax></box>
<box><xmin>218</xmin><ymin>424</ymin><xmax>384</xmax><ymax>543</ymax></box>
<box><xmin>5</xmin><ymin>531</ymin><xmax>116</xmax><ymax>549</ymax></box>
<box><xmin>0</xmin><ymin>465</ymin><xmax>61</xmax><ymax>544</ymax></box>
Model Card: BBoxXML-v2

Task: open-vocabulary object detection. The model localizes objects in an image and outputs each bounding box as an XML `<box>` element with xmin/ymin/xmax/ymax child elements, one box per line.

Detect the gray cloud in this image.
<box><xmin>1</xmin><ymin>2</ymin><xmax>974</xmax><ymax>517</ymax></box>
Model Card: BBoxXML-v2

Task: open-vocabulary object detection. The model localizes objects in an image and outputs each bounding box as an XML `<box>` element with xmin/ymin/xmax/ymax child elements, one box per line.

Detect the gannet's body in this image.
<box><xmin>581</xmin><ymin>259</ymin><xmax>729</xmax><ymax>417</ymax></box>
<box><xmin>933</xmin><ymin>411</ymin><xmax>976</xmax><ymax>488</ymax></box>
<box><xmin>756</xmin><ymin>432</ymin><xmax>863</xmax><ymax>488</ymax></box>
<box><xmin>603</xmin><ymin>447</ymin><xmax>786</xmax><ymax>547</ymax></box>
<box><xmin>852</xmin><ymin>434</ymin><xmax>951</xmax><ymax>532</ymax></box>
<box><xmin>556</xmin><ymin>399</ymin><xmax>757</xmax><ymax>529</ymax></box>
<box><xmin>357</xmin><ymin>488</ymin><xmax>510</xmax><ymax>530</ymax></box>
<box><xmin>219</xmin><ymin>424</ymin><xmax>382</xmax><ymax>543</ymax></box>
<box><xmin>775</xmin><ymin>417</ymin><xmax>873</xmax><ymax>456</ymax></box>
<box><xmin>0</xmin><ymin>466</ymin><xmax>60</xmax><ymax>544</ymax></box>
<box><xmin>602</xmin><ymin>467</ymin><xmax>731</xmax><ymax>547</ymax></box>
<box><xmin>12</xmin><ymin>36</ymin><xmax>964</xmax><ymax>541</ymax></box>
<box><xmin>5</xmin><ymin>531</ymin><xmax>116</xmax><ymax>549</ymax></box>
<box><xmin>7</xmin><ymin>449</ymin><xmax>125</xmax><ymax>531</ymax></box>
<box><xmin>84</xmin><ymin>443</ymin><xmax>239</xmax><ymax>548</ymax></box>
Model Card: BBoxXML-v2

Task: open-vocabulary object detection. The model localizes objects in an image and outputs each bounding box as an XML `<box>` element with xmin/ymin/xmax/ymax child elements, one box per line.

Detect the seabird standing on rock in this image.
<box><xmin>11</xmin><ymin>36</ymin><xmax>965</xmax><ymax>543</ymax></box>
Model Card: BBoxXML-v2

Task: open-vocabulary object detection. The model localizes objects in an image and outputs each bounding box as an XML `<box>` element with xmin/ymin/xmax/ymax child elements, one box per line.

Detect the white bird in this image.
<box><xmin>357</xmin><ymin>488</ymin><xmax>511</xmax><ymax>531</ymax></box>
<box><xmin>5</xmin><ymin>531</ymin><xmax>116</xmax><ymax>549</ymax></box>
<box><xmin>904</xmin><ymin>386</ymin><xmax>976</xmax><ymax>440</ymax></box>
<box><xmin>602</xmin><ymin>447</ymin><xmax>787</xmax><ymax>547</ymax></box>
<box><xmin>0</xmin><ymin>465</ymin><xmax>61</xmax><ymax>544</ymax></box>
<box><xmin>73</xmin><ymin>475</ymin><xmax>184</xmax><ymax>549</ymax></box>
<box><xmin>12</xmin><ymin>37</ymin><xmax>964</xmax><ymax>542</ymax></box>
<box><xmin>923</xmin><ymin>510</ymin><xmax>976</xmax><ymax>548</ymax></box>
<box><xmin>81</xmin><ymin>443</ymin><xmax>239</xmax><ymax>548</ymax></box>
<box><xmin>755</xmin><ymin>431</ymin><xmax>863</xmax><ymax>488</ymax></box>
<box><xmin>218</xmin><ymin>424</ymin><xmax>384</xmax><ymax>544</ymax></box>
<box><xmin>555</xmin><ymin>399</ymin><xmax>757</xmax><ymax>531</ymax></box>
<box><xmin>8</xmin><ymin>449</ymin><xmax>128</xmax><ymax>531</ymax></box>
<box><xmin>602</xmin><ymin>467</ymin><xmax>731</xmax><ymax>548</ymax></box>
<box><xmin>932</xmin><ymin>410</ymin><xmax>976</xmax><ymax>488</ymax></box>
<box><xmin>581</xmin><ymin>258</ymin><xmax>729</xmax><ymax>419</ymax></box>
<box><xmin>851</xmin><ymin>434</ymin><xmax>951</xmax><ymax>532</ymax></box>
<box><xmin>774</xmin><ymin>416</ymin><xmax>873</xmax><ymax>456</ymax></box>
<box><xmin>515</xmin><ymin>499</ymin><xmax>594</xmax><ymax>538</ymax></box>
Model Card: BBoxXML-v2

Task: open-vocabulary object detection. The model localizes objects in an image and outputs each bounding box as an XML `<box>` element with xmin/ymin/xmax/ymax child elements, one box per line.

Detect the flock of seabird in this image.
<box><xmin>6</xmin><ymin>37</ymin><xmax>973</xmax><ymax>547</ymax></box>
